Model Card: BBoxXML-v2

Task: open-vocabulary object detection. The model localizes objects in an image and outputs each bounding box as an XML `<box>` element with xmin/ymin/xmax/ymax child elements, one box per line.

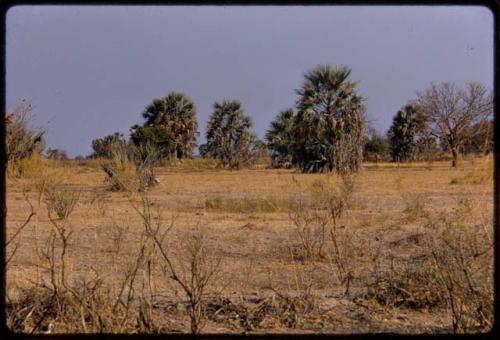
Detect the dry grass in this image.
<box><xmin>5</xmin><ymin>157</ymin><xmax>494</xmax><ymax>334</ymax></box>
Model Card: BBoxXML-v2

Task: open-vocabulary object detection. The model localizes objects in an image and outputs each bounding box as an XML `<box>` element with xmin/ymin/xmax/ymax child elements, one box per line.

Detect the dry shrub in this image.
<box><xmin>8</xmin><ymin>154</ymin><xmax>47</xmax><ymax>179</ymax></box>
<box><xmin>450</xmin><ymin>155</ymin><xmax>493</xmax><ymax>185</ymax></box>
<box><xmin>43</xmin><ymin>184</ymin><xmax>80</xmax><ymax>220</ymax></box>
<box><xmin>423</xmin><ymin>207</ymin><xmax>493</xmax><ymax>333</ymax></box>
<box><xmin>101</xmin><ymin>152</ymin><xmax>142</xmax><ymax>192</ymax></box>
<box><xmin>5</xmin><ymin>104</ymin><xmax>44</xmax><ymax>176</ymax></box>
<box><xmin>367</xmin><ymin>198</ymin><xmax>493</xmax><ymax>334</ymax></box>
<box><xmin>205</xmin><ymin>295</ymin><xmax>276</xmax><ymax>331</ymax></box>
<box><xmin>289</xmin><ymin>175</ymin><xmax>357</xmax><ymax>296</ymax></box>
<box><xmin>131</xmin><ymin>193</ymin><xmax>222</xmax><ymax>334</ymax></box>
<box><xmin>28</xmin><ymin>160</ymin><xmax>73</xmax><ymax>205</ymax></box>
<box><xmin>367</xmin><ymin>255</ymin><xmax>444</xmax><ymax>309</ymax></box>
<box><xmin>264</xmin><ymin>260</ymin><xmax>318</xmax><ymax>330</ymax></box>
<box><xmin>101</xmin><ymin>144</ymin><xmax>159</xmax><ymax>192</ymax></box>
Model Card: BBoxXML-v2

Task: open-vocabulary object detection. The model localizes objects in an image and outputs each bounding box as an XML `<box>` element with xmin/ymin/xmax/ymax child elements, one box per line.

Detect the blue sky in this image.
<box><xmin>6</xmin><ymin>5</ymin><xmax>493</xmax><ymax>157</ymax></box>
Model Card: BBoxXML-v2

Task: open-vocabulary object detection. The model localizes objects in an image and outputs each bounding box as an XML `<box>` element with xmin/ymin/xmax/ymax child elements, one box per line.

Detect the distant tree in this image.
<box><xmin>130</xmin><ymin>125</ymin><xmax>176</xmax><ymax>161</ymax></box>
<box><xmin>265</xmin><ymin>108</ymin><xmax>295</xmax><ymax>168</ymax></box>
<box><xmin>203</xmin><ymin>100</ymin><xmax>254</xmax><ymax>169</ymax></box>
<box><xmin>291</xmin><ymin>64</ymin><xmax>366</xmax><ymax>173</ymax></box>
<box><xmin>415</xmin><ymin>135</ymin><xmax>440</xmax><ymax>161</ymax></box>
<box><xmin>5</xmin><ymin>103</ymin><xmax>44</xmax><ymax>166</ymax></box>
<box><xmin>363</xmin><ymin>128</ymin><xmax>389</xmax><ymax>162</ymax></box>
<box><xmin>250</xmin><ymin>138</ymin><xmax>269</xmax><ymax>159</ymax></box>
<box><xmin>46</xmin><ymin>148</ymin><xmax>68</xmax><ymax>160</ymax></box>
<box><xmin>414</xmin><ymin>82</ymin><xmax>493</xmax><ymax>167</ymax></box>
<box><xmin>134</xmin><ymin>92</ymin><xmax>198</xmax><ymax>159</ymax></box>
<box><xmin>91</xmin><ymin>132</ymin><xmax>127</xmax><ymax>159</ymax></box>
<box><xmin>387</xmin><ymin>105</ymin><xmax>426</xmax><ymax>162</ymax></box>
<box><xmin>460</xmin><ymin>119</ymin><xmax>493</xmax><ymax>156</ymax></box>
<box><xmin>198</xmin><ymin>143</ymin><xmax>209</xmax><ymax>158</ymax></box>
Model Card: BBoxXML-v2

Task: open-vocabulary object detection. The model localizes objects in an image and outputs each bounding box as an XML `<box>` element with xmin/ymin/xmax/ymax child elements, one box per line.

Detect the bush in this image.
<box><xmin>91</xmin><ymin>132</ymin><xmax>127</xmax><ymax>159</ymax></box>
<box><xmin>100</xmin><ymin>143</ymin><xmax>159</xmax><ymax>192</ymax></box>
<box><xmin>5</xmin><ymin>104</ymin><xmax>44</xmax><ymax>168</ymax></box>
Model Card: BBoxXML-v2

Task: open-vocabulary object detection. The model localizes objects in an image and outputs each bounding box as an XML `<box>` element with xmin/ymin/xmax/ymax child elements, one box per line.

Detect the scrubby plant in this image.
<box><xmin>424</xmin><ymin>210</ymin><xmax>493</xmax><ymax>333</ymax></box>
<box><xmin>91</xmin><ymin>132</ymin><xmax>127</xmax><ymax>159</ymax></box>
<box><xmin>100</xmin><ymin>142</ymin><xmax>159</xmax><ymax>192</ymax></box>
<box><xmin>5</xmin><ymin>103</ymin><xmax>45</xmax><ymax>176</ymax></box>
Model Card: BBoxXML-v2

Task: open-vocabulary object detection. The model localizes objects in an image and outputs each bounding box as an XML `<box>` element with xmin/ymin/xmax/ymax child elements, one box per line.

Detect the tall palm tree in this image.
<box><xmin>292</xmin><ymin>64</ymin><xmax>365</xmax><ymax>173</ymax></box>
<box><xmin>138</xmin><ymin>92</ymin><xmax>198</xmax><ymax>159</ymax></box>
<box><xmin>265</xmin><ymin>108</ymin><xmax>295</xmax><ymax>168</ymax></box>
<box><xmin>204</xmin><ymin>100</ymin><xmax>254</xmax><ymax>169</ymax></box>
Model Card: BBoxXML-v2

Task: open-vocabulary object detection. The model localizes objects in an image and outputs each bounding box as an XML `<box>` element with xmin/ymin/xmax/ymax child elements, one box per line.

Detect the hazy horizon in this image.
<box><xmin>6</xmin><ymin>5</ymin><xmax>493</xmax><ymax>157</ymax></box>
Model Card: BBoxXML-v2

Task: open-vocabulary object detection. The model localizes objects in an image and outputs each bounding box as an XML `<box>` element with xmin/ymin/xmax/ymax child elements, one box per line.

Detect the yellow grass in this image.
<box><xmin>5</xmin><ymin>157</ymin><xmax>494</xmax><ymax>334</ymax></box>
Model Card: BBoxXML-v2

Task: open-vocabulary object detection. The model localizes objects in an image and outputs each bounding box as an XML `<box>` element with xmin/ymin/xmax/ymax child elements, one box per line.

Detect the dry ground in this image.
<box><xmin>5</xmin><ymin>156</ymin><xmax>494</xmax><ymax>334</ymax></box>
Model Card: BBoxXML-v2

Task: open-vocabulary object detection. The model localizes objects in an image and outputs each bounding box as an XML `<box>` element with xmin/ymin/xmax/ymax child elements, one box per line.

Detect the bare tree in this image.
<box><xmin>414</xmin><ymin>82</ymin><xmax>492</xmax><ymax>167</ymax></box>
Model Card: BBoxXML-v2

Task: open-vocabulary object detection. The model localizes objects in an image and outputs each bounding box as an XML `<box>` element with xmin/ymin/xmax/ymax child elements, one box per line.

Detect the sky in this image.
<box><xmin>6</xmin><ymin>5</ymin><xmax>494</xmax><ymax>158</ymax></box>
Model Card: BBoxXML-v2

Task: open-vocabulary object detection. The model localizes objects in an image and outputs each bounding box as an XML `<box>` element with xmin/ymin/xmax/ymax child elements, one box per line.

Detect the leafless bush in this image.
<box><xmin>289</xmin><ymin>204</ymin><xmax>328</xmax><ymax>261</ymax></box>
<box><xmin>5</xmin><ymin>188</ymin><xmax>35</xmax><ymax>266</ymax></box>
<box><xmin>365</xmin><ymin>198</ymin><xmax>493</xmax><ymax>334</ymax></box>
<box><xmin>43</xmin><ymin>184</ymin><xmax>80</xmax><ymax>220</ymax></box>
<box><xmin>424</xmin><ymin>208</ymin><xmax>493</xmax><ymax>333</ymax></box>
<box><xmin>130</xmin><ymin>193</ymin><xmax>222</xmax><ymax>334</ymax></box>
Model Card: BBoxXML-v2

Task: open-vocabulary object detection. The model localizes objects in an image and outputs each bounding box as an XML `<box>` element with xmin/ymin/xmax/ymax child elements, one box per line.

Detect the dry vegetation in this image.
<box><xmin>5</xmin><ymin>155</ymin><xmax>494</xmax><ymax>334</ymax></box>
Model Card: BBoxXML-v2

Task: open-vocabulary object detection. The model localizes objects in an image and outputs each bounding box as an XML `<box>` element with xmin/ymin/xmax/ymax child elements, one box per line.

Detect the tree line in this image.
<box><xmin>6</xmin><ymin>64</ymin><xmax>492</xmax><ymax>173</ymax></box>
<box><xmin>90</xmin><ymin>63</ymin><xmax>490</xmax><ymax>171</ymax></box>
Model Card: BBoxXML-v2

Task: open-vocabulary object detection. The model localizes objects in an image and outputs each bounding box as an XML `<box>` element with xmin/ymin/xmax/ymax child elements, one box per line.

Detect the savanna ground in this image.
<box><xmin>5</xmin><ymin>156</ymin><xmax>494</xmax><ymax>334</ymax></box>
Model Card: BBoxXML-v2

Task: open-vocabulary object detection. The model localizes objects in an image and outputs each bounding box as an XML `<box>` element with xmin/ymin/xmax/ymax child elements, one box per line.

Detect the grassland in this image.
<box><xmin>5</xmin><ymin>156</ymin><xmax>494</xmax><ymax>334</ymax></box>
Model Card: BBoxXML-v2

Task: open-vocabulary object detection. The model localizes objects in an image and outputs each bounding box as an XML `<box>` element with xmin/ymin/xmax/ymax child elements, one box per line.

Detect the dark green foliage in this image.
<box><xmin>130</xmin><ymin>125</ymin><xmax>176</xmax><ymax>161</ymax></box>
<box><xmin>203</xmin><ymin>100</ymin><xmax>254</xmax><ymax>169</ymax></box>
<box><xmin>291</xmin><ymin>65</ymin><xmax>366</xmax><ymax>173</ymax></box>
<box><xmin>387</xmin><ymin>105</ymin><xmax>426</xmax><ymax>162</ymax></box>
<box><xmin>265</xmin><ymin>108</ymin><xmax>295</xmax><ymax>168</ymax></box>
<box><xmin>363</xmin><ymin>130</ymin><xmax>390</xmax><ymax>162</ymax></box>
<box><xmin>91</xmin><ymin>132</ymin><xmax>127</xmax><ymax>159</ymax></box>
<box><xmin>136</xmin><ymin>92</ymin><xmax>198</xmax><ymax>159</ymax></box>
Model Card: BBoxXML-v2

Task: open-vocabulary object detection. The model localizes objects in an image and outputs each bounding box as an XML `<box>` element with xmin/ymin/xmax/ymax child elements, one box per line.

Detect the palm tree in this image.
<box><xmin>291</xmin><ymin>64</ymin><xmax>365</xmax><ymax>173</ymax></box>
<box><xmin>265</xmin><ymin>108</ymin><xmax>295</xmax><ymax>168</ymax></box>
<box><xmin>203</xmin><ymin>100</ymin><xmax>254</xmax><ymax>169</ymax></box>
<box><xmin>136</xmin><ymin>92</ymin><xmax>198</xmax><ymax>159</ymax></box>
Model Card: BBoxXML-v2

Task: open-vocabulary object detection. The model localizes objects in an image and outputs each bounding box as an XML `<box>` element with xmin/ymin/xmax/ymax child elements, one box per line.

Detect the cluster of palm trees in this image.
<box><xmin>91</xmin><ymin>63</ymin><xmax>366</xmax><ymax>173</ymax></box>
<box><xmin>91</xmin><ymin>63</ymin><xmax>492</xmax><ymax>172</ymax></box>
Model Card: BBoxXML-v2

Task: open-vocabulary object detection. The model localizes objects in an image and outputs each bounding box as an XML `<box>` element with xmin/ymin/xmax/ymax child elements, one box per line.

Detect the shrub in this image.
<box><xmin>5</xmin><ymin>103</ymin><xmax>44</xmax><ymax>169</ymax></box>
